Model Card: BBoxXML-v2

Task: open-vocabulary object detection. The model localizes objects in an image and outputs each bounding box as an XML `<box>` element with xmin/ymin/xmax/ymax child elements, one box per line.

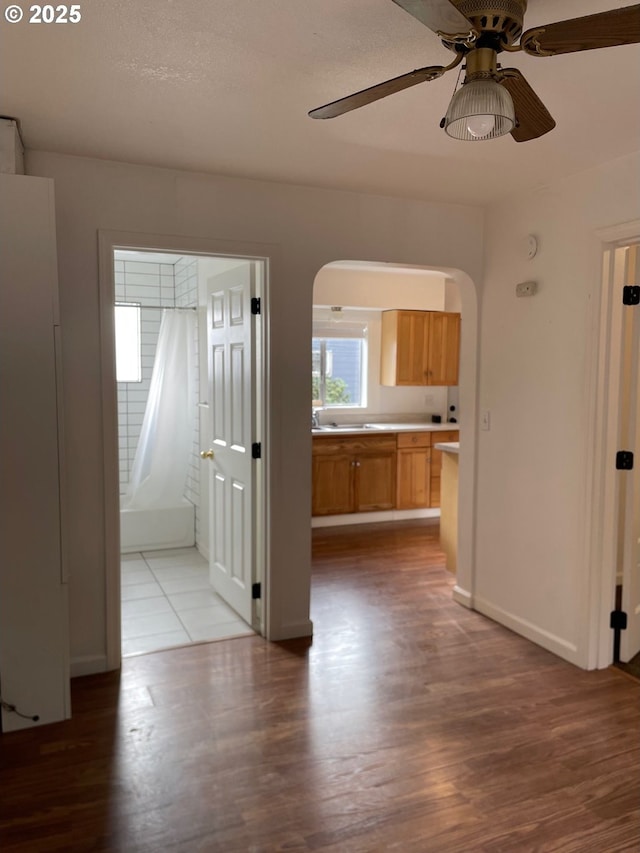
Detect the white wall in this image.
<box><xmin>26</xmin><ymin>150</ymin><xmax>483</xmax><ymax>671</ymax></box>
<box><xmin>314</xmin><ymin>264</ymin><xmax>447</xmax><ymax>310</ymax></box>
<box><xmin>0</xmin><ymin>174</ymin><xmax>69</xmax><ymax>727</ymax></box>
<box><xmin>476</xmin><ymin>151</ymin><xmax>640</xmax><ymax>668</ymax></box>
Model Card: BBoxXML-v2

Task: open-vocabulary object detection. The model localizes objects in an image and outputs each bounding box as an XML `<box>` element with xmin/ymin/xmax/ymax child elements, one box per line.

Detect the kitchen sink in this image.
<box><xmin>316</xmin><ymin>423</ymin><xmax>379</xmax><ymax>431</ymax></box>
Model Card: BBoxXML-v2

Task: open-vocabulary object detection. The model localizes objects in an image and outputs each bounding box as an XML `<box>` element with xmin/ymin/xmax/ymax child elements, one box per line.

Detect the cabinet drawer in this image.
<box><xmin>312</xmin><ymin>435</ymin><xmax>396</xmax><ymax>455</ymax></box>
<box><xmin>431</xmin><ymin>430</ymin><xmax>459</xmax><ymax>445</ymax></box>
<box><xmin>397</xmin><ymin>431</ymin><xmax>431</xmax><ymax>449</ymax></box>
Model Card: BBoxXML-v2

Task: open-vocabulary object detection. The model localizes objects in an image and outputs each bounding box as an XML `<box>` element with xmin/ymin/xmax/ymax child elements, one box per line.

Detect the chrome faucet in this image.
<box><xmin>312</xmin><ymin>408</ymin><xmax>321</xmax><ymax>428</ymax></box>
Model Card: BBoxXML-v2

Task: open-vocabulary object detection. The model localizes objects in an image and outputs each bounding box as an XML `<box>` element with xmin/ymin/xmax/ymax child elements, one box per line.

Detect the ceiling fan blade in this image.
<box><xmin>499</xmin><ymin>68</ymin><xmax>556</xmax><ymax>142</ymax></box>
<box><xmin>309</xmin><ymin>65</ymin><xmax>447</xmax><ymax>119</ymax></box>
<box><xmin>392</xmin><ymin>0</ymin><xmax>477</xmax><ymax>41</ymax></box>
<box><xmin>521</xmin><ymin>4</ymin><xmax>640</xmax><ymax>56</ymax></box>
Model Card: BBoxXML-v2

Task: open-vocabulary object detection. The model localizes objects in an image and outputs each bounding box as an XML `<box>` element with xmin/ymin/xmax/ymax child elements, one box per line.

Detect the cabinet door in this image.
<box><xmin>426</xmin><ymin>312</ymin><xmax>460</xmax><ymax>386</ymax></box>
<box><xmin>397</xmin><ymin>311</ymin><xmax>430</xmax><ymax>385</ymax></box>
<box><xmin>397</xmin><ymin>448</ymin><xmax>431</xmax><ymax>509</ymax></box>
<box><xmin>381</xmin><ymin>310</ymin><xmax>430</xmax><ymax>386</ymax></box>
<box><xmin>355</xmin><ymin>451</ymin><xmax>397</xmax><ymax>512</ymax></box>
<box><xmin>430</xmin><ymin>430</ymin><xmax>459</xmax><ymax>507</ymax></box>
<box><xmin>312</xmin><ymin>453</ymin><xmax>353</xmax><ymax>515</ymax></box>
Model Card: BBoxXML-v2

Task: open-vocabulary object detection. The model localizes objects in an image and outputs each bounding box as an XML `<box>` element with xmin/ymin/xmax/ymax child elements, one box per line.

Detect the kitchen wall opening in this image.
<box><xmin>113</xmin><ymin>249</ymin><xmax>257</xmax><ymax>657</ymax></box>
<box><xmin>310</xmin><ymin>260</ymin><xmax>465</xmax><ymax>578</ymax></box>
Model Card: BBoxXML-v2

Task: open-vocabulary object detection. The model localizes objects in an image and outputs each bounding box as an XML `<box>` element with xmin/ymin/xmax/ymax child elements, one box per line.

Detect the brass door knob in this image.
<box><xmin>200</xmin><ymin>449</ymin><xmax>215</xmax><ymax>460</ymax></box>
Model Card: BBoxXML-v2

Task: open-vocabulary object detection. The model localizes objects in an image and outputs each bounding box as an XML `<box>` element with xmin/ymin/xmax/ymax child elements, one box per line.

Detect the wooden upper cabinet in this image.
<box><xmin>381</xmin><ymin>310</ymin><xmax>429</xmax><ymax>385</ymax></box>
<box><xmin>380</xmin><ymin>310</ymin><xmax>460</xmax><ymax>386</ymax></box>
<box><xmin>427</xmin><ymin>312</ymin><xmax>460</xmax><ymax>386</ymax></box>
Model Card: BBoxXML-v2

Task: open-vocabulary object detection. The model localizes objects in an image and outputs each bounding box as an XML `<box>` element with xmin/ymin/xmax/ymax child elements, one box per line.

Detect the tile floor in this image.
<box><xmin>121</xmin><ymin>547</ymin><xmax>254</xmax><ymax>657</ymax></box>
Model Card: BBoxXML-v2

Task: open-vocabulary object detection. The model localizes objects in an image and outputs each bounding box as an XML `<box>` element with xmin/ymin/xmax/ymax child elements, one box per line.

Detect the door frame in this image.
<box><xmin>587</xmin><ymin>220</ymin><xmax>640</xmax><ymax>669</ymax></box>
<box><xmin>98</xmin><ymin>230</ymin><xmax>272</xmax><ymax>670</ymax></box>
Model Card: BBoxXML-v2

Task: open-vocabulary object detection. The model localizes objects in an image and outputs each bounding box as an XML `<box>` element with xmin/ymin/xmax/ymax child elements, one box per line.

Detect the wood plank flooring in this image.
<box><xmin>1</xmin><ymin>520</ymin><xmax>639</xmax><ymax>852</ymax></box>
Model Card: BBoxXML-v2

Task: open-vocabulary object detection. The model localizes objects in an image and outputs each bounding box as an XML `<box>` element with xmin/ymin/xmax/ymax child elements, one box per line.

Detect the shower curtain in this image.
<box><xmin>123</xmin><ymin>309</ymin><xmax>196</xmax><ymax>510</ymax></box>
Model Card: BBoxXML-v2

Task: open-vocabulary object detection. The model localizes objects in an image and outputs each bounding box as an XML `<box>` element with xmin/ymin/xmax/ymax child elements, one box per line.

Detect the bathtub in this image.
<box><xmin>120</xmin><ymin>498</ymin><xmax>196</xmax><ymax>553</ymax></box>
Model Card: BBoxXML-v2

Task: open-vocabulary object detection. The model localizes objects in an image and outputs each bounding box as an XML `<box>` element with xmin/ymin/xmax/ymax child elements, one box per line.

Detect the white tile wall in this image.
<box><xmin>115</xmin><ymin>257</ymin><xmax>200</xmax><ymax>544</ymax></box>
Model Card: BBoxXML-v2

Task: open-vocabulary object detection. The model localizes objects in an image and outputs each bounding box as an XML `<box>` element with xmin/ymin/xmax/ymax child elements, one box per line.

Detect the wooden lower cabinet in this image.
<box><xmin>312</xmin><ymin>430</ymin><xmax>459</xmax><ymax>516</ymax></box>
<box><xmin>396</xmin><ymin>429</ymin><xmax>460</xmax><ymax>509</ymax></box>
<box><xmin>356</xmin><ymin>451</ymin><xmax>397</xmax><ymax>512</ymax></box>
<box><xmin>396</xmin><ymin>447</ymin><xmax>431</xmax><ymax>508</ymax></box>
<box><xmin>312</xmin><ymin>453</ymin><xmax>353</xmax><ymax>515</ymax></box>
<box><xmin>312</xmin><ymin>435</ymin><xmax>396</xmax><ymax>515</ymax></box>
<box><xmin>396</xmin><ymin>431</ymin><xmax>431</xmax><ymax>509</ymax></box>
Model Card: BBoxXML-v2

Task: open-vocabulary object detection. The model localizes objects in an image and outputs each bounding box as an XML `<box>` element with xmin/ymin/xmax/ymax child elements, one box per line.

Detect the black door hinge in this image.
<box><xmin>252</xmin><ymin>442</ymin><xmax>261</xmax><ymax>459</ymax></box>
<box><xmin>622</xmin><ymin>285</ymin><xmax>640</xmax><ymax>306</ymax></box>
<box><xmin>252</xmin><ymin>582</ymin><xmax>261</xmax><ymax>600</ymax></box>
<box><xmin>251</xmin><ymin>297</ymin><xmax>261</xmax><ymax>315</ymax></box>
<box><xmin>610</xmin><ymin>609</ymin><xmax>628</xmax><ymax>631</ymax></box>
<box><xmin>616</xmin><ymin>450</ymin><xmax>634</xmax><ymax>470</ymax></box>
<box><xmin>610</xmin><ymin>608</ymin><xmax>628</xmax><ymax>663</ymax></box>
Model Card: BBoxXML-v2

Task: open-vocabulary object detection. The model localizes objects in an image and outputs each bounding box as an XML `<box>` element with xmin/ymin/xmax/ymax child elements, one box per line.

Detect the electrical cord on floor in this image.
<box><xmin>0</xmin><ymin>694</ymin><xmax>39</xmax><ymax>722</ymax></box>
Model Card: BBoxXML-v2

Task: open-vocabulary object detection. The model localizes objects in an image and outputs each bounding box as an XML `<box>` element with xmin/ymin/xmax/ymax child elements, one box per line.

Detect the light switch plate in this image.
<box><xmin>516</xmin><ymin>280</ymin><xmax>538</xmax><ymax>298</ymax></box>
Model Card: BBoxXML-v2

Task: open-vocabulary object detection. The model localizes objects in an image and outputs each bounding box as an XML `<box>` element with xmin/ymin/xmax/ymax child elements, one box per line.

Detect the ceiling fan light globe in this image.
<box><xmin>466</xmin><ymin>114</ymin><xmax>496</xmax><ymax>139</ymax></box>
<box><xmin>444</xmin><ymin>79</ymin><xmax>515</xmax><ymax>141</ymax></box>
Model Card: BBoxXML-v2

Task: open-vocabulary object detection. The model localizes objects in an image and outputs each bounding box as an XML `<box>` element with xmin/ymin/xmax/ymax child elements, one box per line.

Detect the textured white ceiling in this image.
<box><xmin>1</xmin><ymin>0</ymin><xmax>638</xmax><ymax>205</ymax></box>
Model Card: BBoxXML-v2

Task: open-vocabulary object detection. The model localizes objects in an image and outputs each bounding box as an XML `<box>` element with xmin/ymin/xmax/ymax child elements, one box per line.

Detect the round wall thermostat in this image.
<box><xmin>527</xmin><ymin>234</ymin><xmax>538</xmax><ymax>259</ymax></box>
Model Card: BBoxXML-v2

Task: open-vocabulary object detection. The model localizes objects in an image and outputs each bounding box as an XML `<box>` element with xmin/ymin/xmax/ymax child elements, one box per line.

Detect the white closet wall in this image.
<box><xmin>0</xmin><ymin>174</ymin><xmax>70</xmax><ymax>730</ymax></box>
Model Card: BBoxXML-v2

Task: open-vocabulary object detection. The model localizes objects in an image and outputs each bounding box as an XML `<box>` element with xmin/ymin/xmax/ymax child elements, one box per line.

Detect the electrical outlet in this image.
<box><xmin>481</xmin><ymin>410</ymin><xmax>490</xmax><ymax>431</ymax></box>
<box><xmin>424</xmin><ymin>392</ymin><xmax>434</xmax><ymax>406</ymax></box>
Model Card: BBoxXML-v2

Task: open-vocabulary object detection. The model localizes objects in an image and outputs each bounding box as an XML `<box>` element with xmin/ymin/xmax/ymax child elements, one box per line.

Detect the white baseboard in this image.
<box><xmin>312</xmin><ymin>508</ymin><xmax>439</xmax><ymax>528</ymax></box>
<box><xmin>452</xmin><ymin>585</ymin><xmax>472</xmax><ymax>608</ymax></box>
<box><xmin>70</xmin><ymin>655</ymin><xmax>109</xmax><ymax>678</ymax></box>
<box><xmin>474</xmin><ymin>595</ymin><xmax>581</xmax><ymax>667</ymax></box>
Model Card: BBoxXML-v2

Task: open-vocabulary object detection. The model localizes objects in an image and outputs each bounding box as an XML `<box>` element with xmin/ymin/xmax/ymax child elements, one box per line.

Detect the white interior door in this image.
<box><xmin>204</xmin><ymin>262</ymin><xmax>257</xmax><ymax>624</ymax></box>
<box><xmin>620</xmin><ymin>256</ymin><xmax>640</xmax><ymax>662</ymax></box>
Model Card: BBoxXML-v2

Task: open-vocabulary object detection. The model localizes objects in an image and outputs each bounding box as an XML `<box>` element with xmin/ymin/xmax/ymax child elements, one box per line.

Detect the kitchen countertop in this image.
<box><xmin>434</xmin><ymin>441</ymin><xmax>460</xmax><ymax>454</ymax></box>
<box><xmin>312</xmin><ymin>423</ymin><xmax>460</xmax><ymax>436</ymax></box>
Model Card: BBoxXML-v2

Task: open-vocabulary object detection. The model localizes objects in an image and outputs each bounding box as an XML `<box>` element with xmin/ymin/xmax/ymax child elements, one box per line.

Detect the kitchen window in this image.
<box><xmin>312</xmin><ymin>321</ymin><xmax>367</xmax><ymax>408</ymax></box>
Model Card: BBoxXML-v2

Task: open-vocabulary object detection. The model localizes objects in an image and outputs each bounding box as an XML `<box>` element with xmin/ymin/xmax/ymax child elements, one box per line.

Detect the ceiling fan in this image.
<box><xmin>308</xmin><ymin>1</ymin><xmax>640</xmax><ymax>141</ymax></box>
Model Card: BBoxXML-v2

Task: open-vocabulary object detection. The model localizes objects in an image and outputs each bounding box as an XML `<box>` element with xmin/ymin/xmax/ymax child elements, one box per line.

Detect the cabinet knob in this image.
<box><xmin>200</xmin><ymin>449</ymin><xmax>215</xmax><ymax>460</ymax></box>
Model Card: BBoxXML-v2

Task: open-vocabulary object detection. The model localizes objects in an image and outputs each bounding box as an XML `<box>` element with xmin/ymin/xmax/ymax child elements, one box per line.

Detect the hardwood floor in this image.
<box><xmin>1</xmin><ymin>520</ymin><xmax>639</xmax><ymax>852</ymax></box>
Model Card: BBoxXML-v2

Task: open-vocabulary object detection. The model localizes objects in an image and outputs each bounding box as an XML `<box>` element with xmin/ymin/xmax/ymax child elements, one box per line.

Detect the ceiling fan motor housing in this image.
<box><xmin>442</xmin><ymin>0</ymin><xmax>527</xmax><ymax>51</ymax></box>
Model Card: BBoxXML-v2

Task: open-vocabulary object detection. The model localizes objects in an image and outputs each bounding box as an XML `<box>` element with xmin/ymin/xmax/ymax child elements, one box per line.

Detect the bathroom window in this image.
<box><xmin>312</xmin><ymin>321</ymin><xmax>367</xmax><ymax>408</ymax></box>
<box><xmin>115</xmin><ymin>303</ymin><xmax>142</xmax><ymax>382</ymax></box>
